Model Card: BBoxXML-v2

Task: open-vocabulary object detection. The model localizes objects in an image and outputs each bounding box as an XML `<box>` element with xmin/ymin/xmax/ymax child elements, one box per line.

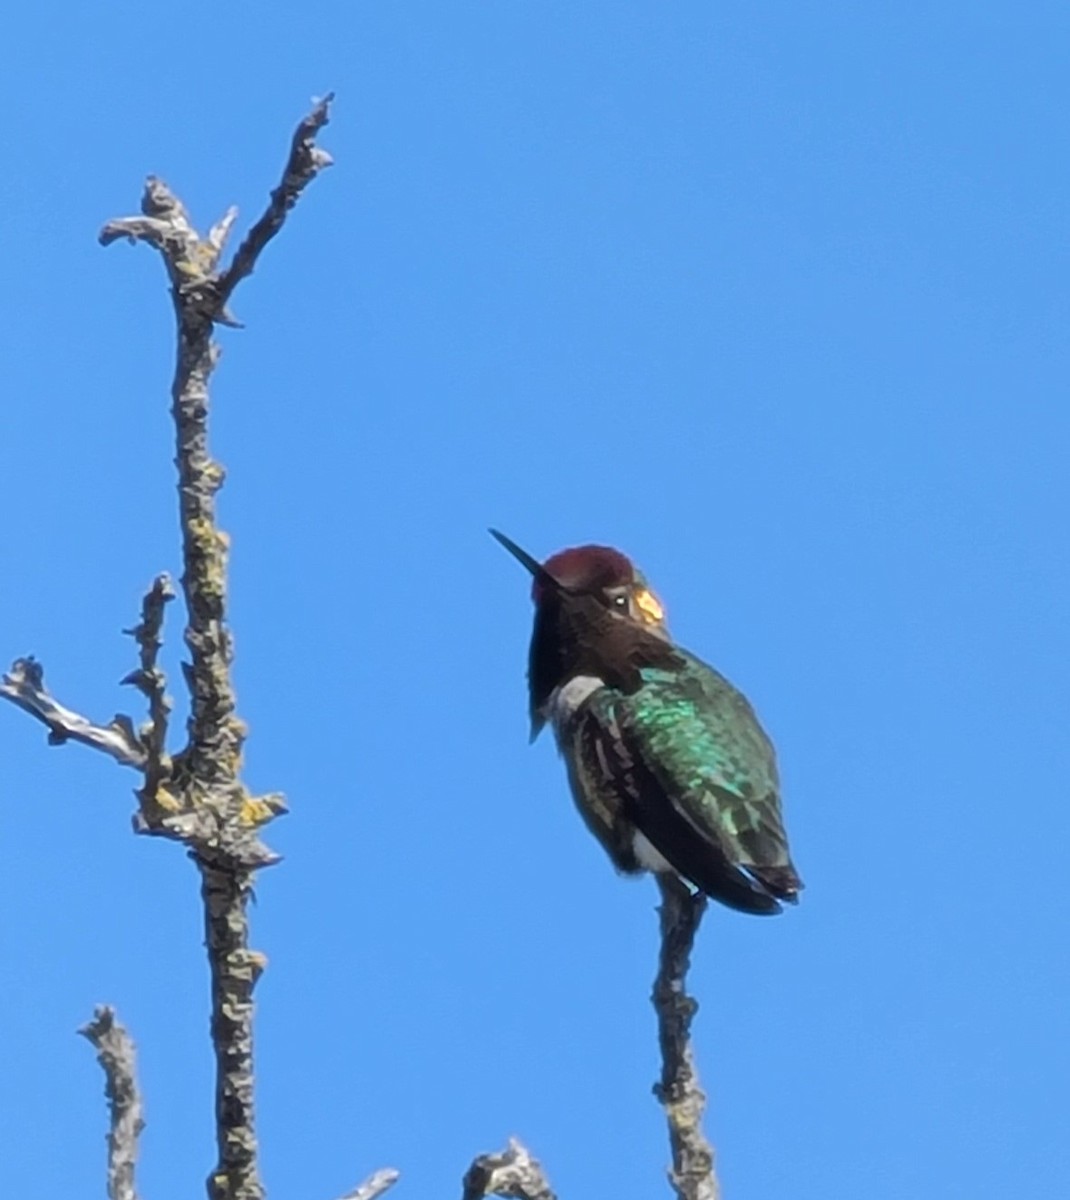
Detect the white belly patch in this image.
<box><xmin>631</xmin><ymin>829</ymin><xmax>675</xmax><ymax>874</ymax></box>
<box><xmin>546</xmin><ymin>674</ymin><xmax>604</xmax><ymax>735</ymax></box>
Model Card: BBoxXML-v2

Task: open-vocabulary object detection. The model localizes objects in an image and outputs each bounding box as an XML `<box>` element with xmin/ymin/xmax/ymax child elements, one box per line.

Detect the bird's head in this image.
<box><xmin>491</xmin><ymin>529</ymin><xmax>679</xmax><ymax>739</ymax></box>
<box><xmin>490</xmin><ymin>529</ymin><xmax>669</xmax><ymax>638</ymax></box>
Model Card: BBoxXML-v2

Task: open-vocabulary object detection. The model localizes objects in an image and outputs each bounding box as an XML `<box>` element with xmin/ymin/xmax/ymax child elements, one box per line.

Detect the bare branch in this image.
<box><xmin>216</xmin><ymin>93</ymin><xmax>334</xmax><ymax>305</ymax></box>
<box><xmin>205</xmin><ymin>206</ymin><xmax>239</xmax><ymax>272</ymax></box>
<box><xmin>0</xmin><ymin>657</ymin><xmax>146</xmax><ymax>768</ymax></box>
<box><xmin>462</xmin><ymin>1138</ymin><xmax>556</xmax><ymax>1200</ymax></box>
<box><xmin>94</xmin><ymin>96</ymin><xmax>333</xmax><ymax>1200</ymax></box>
<box><xmin>80</xmin><ymin>1006</ymin><xmax>145</xmax><ymax>1200</ymax></box>
<box><xmin>337</xmin><ymin>1167</ymin><xmax>401</xmax><ymax>1200</ymax></box>
<box><xmin>98</xmin><ymin>215</ymin><xmax>171</xmax><ymax>249</ymax></box>
<box><xmin>653</xmin><ymin>877</ymin><xmax>719</xmax><ymax>1200</ymax></box>
<box><xmin>122</xmin><ymin>574</ymin><xmax>176</xmax><ymax>788</ymax></box>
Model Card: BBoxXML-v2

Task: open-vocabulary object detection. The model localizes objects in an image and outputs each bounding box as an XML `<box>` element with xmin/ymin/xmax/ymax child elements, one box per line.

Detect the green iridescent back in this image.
<box><xmin>595</xmin><ymin>650</ymin><xmax>793</xmax><ymax>872</ymax></box>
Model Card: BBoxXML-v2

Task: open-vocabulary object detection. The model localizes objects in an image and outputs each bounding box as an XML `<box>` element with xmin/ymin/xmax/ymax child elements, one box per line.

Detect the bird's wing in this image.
<box><xmin>579</xmin><ymin>685</ymin><xmax>788</xmax><ymax>914</ymax></box>
<box><xmin>627</xmin><ymin>660</ymin><xmax>801</xmax><ymax>898</ymax></box>
<box><xmin>586</xmin><ymin>654</ymin><xmax>802</xmax><ymax>906</ymax></box>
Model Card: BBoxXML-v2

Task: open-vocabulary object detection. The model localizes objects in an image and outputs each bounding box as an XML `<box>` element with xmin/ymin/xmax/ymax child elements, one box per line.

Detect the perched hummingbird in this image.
<box><xmin>491</xmin><ymin>530</ymin><xmax>802</xmax><ymax>915</ymax></box>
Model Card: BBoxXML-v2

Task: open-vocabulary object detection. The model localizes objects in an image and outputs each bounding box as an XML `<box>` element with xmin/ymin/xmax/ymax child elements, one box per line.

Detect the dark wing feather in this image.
<box><xmin>576</xmin><ymin>694</ymin><xmax>785</xmax><ymax>914</ymax></box>
<box><xmin>588</xmin><ymin>654</ymin><xmax>802</xmax><ymax>909</ymax></box>
<box><xmin>557</xmin><ymin>707</ymin><xmax>643</xmax><ymax>875</ymax></box>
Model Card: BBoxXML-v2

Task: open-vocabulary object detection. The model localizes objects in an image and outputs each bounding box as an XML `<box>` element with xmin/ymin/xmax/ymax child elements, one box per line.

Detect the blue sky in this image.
<box><xmin>2</xmin><ymin>4</ymin><xmax>1068</xmax><ymax>1198</ymax></box>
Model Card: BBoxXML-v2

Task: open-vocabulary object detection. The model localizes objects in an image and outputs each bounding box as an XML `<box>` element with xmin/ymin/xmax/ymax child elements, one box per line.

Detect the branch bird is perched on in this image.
<box><xmin>491</xmin><ymin>529</ymin><xmax>803</xmax><ymax>915</ymax></box>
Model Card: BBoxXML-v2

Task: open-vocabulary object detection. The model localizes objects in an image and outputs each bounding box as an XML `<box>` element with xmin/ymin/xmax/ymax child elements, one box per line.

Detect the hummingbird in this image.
<box><xmin>491</xmin><ymin>529</ymin><xmax>802</xmax><ymax>915</ymax></box>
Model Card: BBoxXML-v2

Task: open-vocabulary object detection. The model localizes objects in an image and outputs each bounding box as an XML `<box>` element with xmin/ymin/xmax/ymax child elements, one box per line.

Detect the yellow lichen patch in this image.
<box><xmin>184</xmin><ymin>517</ymin><xmax>228</xmax><ymax>597</ymax></box>
<box><xmin>202</xmin><ymin>460</ymin><xmax>226</xmax><ymax>489</ymax></box>
<box><xmin>194</xmin><ymin>242</ymin><xmax>218</xmax><ymax>270</ymax></box>
<box><xmin>238</xmin><ymin>794</ymin><xmax>283</xmax><ymax>827</ymax></box>
<box><xmin>186</xmin><ymin>516</ymin><xmax>217</xmax><ymax>550</ymax></box>
<box><xmin>239</xmin><ymin>790</ymin><xmax>288</xmax><ymax>826</ymax></box>
<box><xmin>151</xmin><ymin>785</ymin><xmax>183</xmax><ymax>813</ymax></box>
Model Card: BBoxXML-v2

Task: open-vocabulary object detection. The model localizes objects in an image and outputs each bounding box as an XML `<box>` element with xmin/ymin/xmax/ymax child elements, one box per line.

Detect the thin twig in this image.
<box><xmin>337</xmin><ymin>1167</ymin><xmax>401</xmax><ymax>1200</ymax></box>
<box><xmin>461</xmin><ymin>1138</ymin><xmax>557</xmax><ymax>1200</ymax></box>
<box><xmin>80</xmin><ymin>1006</ymin><xmax>144</xmax><ymax>1200</ymax></box>
<box><xmin>653</xmin><ymin>876</ymin><xmax>719</xmax><ymax>1200</ymax></box>
<box><xmin>122</xmin><ymin>573</ymin><xmax>176</xmax><ymax>807</ymax></box>
<box><xmin>0</xmin><ymin>657</ymin><xmax>146</xmax><ymax>768</ymax></box>
<box><xmin>217</xmin><ymin>94</ymin><xmax>334</xmax><ymax>306</ymax></box>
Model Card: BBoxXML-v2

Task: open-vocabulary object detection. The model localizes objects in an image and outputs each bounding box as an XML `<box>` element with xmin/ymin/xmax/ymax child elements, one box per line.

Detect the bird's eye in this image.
<box><xmin>611</xmin><ymin>594</ymin><xmax>629</xmax><ymax>610</ymax></box>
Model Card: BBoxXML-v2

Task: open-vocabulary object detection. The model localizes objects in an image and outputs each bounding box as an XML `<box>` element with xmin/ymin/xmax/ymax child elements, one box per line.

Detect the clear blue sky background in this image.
<box><xmin>1</xmin><ymin>5</ymin><xmax>1067</xmax><ymax>1199</ymax></box>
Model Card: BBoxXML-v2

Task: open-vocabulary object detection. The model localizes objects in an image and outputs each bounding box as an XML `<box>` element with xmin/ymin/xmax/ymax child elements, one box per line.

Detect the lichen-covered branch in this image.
<box><xmin>201</xmin><ymin>864</ymin><xmax>263</xmax><ymax>1200</ymax></box>
<box><xmin>80</xmin><ymin>1006</ymin><xmax>144</xmax><ymax>1200</ymax></box>
<box><xmin>461</xmin><ymin>1138</ymin><xmax>557</xmax><ymax>1200</ymax></box>
<box><xmin>2</xmin><ymin>97</ymin><xmax>332</xmax><ymax>1200</ymax></box>
<box><xmin>654</xmin><ymin>877</ymin><xmax>719</xmax><ymax>1200</ymax></box>
<box><xmin>99</xmin><ymin>96</ymin><xmax>331</xmax><ymax>1200</ymax></box>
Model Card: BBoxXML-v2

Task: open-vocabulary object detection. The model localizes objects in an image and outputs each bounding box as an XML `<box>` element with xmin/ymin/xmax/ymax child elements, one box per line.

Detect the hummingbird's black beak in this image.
<box><xmin>488</xmin><ymin>529</ymin><xmax>564</xmax><ymax>594</ymax></box>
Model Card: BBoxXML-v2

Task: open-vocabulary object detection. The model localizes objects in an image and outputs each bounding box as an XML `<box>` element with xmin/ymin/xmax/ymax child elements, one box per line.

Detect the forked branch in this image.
<box><xmin>3</xmin><ymin>97</ymin><xmax>337</xmax><ymax>1200</ymax></box>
